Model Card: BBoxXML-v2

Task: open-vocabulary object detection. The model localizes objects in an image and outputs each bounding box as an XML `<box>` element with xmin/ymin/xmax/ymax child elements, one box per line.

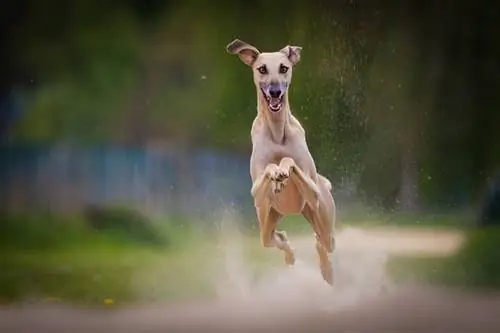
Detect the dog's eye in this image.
<box><xmin>279</xmin><ymin>65</ymin><xmax>289</xmax><ymax>74</ymax></box>
<box><xmin>257</xmin><ymin>65</ymin><xmax>268</xmax><ymax>75</ymax></box>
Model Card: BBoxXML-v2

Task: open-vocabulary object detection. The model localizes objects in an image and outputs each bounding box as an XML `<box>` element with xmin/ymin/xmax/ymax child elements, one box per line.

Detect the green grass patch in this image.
<box><xmin>0</xmin><ymin>210</ymin><xmax>217</xmax><ymax>305</ymax></box>
<box><xmin>387</xmin><ymin>227</ymin><xmax>500</xmax><ymax>290</ymax></box>
<box><xmin>0</xmin><ymin>244</ymin><xmax>216</xmax><ymax>306</ymax></box>
<box><xmin>0</xmin><ymin>209</ymin><xmax>289</xmax><ymax>306</ymax></box>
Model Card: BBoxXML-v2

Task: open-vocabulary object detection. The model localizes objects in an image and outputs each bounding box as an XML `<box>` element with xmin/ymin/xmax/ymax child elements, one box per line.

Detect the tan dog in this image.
<box><xmin>226</xmin><ymin>39</ymin><xmax>336</xmax><ymax>285</ymax></box>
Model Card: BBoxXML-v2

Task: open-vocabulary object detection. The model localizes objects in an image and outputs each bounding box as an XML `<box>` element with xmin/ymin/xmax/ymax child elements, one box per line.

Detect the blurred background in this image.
<box><xmin>1</xmin><ymin>0</ymin><xmax>499</xmax><ymax>219</ymax></box>
<box><xmin>1</xmin><ymin>0</ymin><xmax>500</xmax><ymax>310</ymax></box>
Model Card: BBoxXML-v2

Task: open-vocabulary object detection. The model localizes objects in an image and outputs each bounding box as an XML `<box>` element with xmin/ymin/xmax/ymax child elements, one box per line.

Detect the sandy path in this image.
<box><xmin>3</xmin><ymin>226</ymin><xmax>500</xmax><ymax>333</ymax></box>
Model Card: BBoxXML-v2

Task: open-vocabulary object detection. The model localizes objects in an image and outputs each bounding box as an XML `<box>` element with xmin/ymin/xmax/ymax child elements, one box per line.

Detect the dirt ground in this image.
<box><xmin>2</xmin><ymin>226</ymin><xmax>500</xmax><ymax>333</ymax></box>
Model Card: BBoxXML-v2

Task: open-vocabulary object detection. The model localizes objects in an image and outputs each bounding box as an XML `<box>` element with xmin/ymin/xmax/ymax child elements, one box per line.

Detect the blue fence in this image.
<box><xmin>0</xmin><ymin>145</ymin><xmax>255</xmax><ymax>218</ymax></box>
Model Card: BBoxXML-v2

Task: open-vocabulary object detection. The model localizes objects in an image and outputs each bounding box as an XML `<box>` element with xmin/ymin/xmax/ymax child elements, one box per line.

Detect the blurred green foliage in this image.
<box><xmin>6</xmin><ymin>1</ymin><xmax>377</xmax><ymax>165</ymax></box>
<box><xmin>449</xmin><ymin>227</ymin><xmax>500</xmax><ymax>287</ymax></box>
<box><xmin>4</xmin><ymin>1</ymin><xmax>500</xmax><ymax>209</ymax></box>
<box><xmin>0</xmin><ymin>208</ymin><xmax>170</xmax><ymax>250</ymax></box>
<box><xmin>0</xmin><ymin>213</ymin><xmax>85</xmax><ymax>251</ymax></box>
<box><xmin>83</xmin><ymin>205</ymin><xmax>168</xmax><ymax>246</ymax></box>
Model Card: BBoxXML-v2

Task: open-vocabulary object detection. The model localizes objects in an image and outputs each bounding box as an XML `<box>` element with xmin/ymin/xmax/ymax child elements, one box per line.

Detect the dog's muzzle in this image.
<box><xmin>261</xmin><ymin>82</ymin><xmax>287</xmax><ymax>112</ymax></box>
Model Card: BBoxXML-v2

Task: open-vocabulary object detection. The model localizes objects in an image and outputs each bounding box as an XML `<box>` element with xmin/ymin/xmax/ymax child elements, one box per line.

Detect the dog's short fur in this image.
<box><xmin>226</xmin><ymin>39</ymin><xmax>336</xmax><ymax>284</ymax></box>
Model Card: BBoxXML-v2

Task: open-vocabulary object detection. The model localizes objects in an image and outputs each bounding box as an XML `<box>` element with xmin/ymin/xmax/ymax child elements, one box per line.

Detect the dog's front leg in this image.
<box><xmin>255</xmin><ymin>206</ymin><xmax>295</xmax><ymax>265</ymax></box>
<box><xmin>251</xmin><ymin>171</ymin><xmax>274</xmax><ymax>207</ymax></box>
<box><xmin>251</xmin><ymin>163</ymin><xmax>290</xmax><ymax>204</ymax></box>
<box><xmin>251</xmin><ymin>164</ymin><xmax>276</xmax><ymax>205</ymax></box>
<box><xmin>251</xmin><ymin>163</ymin><xmax>296</xmax><ymax>265</ymax></box>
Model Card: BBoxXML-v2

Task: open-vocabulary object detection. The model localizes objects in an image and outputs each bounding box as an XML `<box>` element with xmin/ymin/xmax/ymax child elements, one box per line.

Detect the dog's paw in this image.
<box><xmin>269</xmin><ymin>168</ymin><xmax>289</xmax><ymax>194</ymax></box>
<box><xmin>284</xmin><ymin>251</ymin><xmax>296</xmax><ymax>266</ymax></box>
<box><xmin>264</xmin><ymin>164</ymin><xmax>289</xmax><ymax>194</ymax></box>
<box><xmin>320</xmin><ymin>260</ymin><xmax>334</xmax><ymax>286</ymax></box>
<box><xmin>271</xmin><ymin>168</ymin><xmax>289</xmax><ymax>182</ymax></box>
<box><xmin>271</xmin><ymin>179</ymin><xmax>287</xmax><ymax>194</ymax></box>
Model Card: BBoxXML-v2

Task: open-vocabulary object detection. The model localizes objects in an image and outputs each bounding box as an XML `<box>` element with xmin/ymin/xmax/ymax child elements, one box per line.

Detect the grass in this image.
<box><xmin>0</xmin><ymin>210</ymin><xmax>222</xmax><ymax>306</ymax></box>
<box><xmin>387</xmin><ymin>226</ymin><xmax>500</xmax><ymax>290</ymax></box>
<box><xmin>0</xmin><ymin>209</ymin><xmax>287</xmax><ymax>306</ymax></box>
<box><xmin>0</xmin><ymin>208</ymin><xmax>487</xmax><ymax>306</ymax></box>
<box><xmin>0</xmin><ymin>243</ymin><xmax>223</xmax><ymax>306</ymax></box>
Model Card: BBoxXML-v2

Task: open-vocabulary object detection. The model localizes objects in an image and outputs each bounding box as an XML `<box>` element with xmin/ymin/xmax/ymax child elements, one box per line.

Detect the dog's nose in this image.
<box><xmin>269</xmin><ymin>86</ymin><xmax>282</xmax><ymax>98</ymax></box>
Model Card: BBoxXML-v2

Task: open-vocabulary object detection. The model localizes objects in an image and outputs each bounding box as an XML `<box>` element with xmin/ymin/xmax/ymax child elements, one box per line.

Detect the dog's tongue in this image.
<box><xmin>270</xmin><ymin>97</ymin><xmax>281</xmax><ymax>107</ymax></box>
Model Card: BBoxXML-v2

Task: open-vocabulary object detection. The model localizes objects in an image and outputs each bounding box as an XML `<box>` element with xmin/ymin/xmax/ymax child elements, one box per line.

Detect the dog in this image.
<box><xmin>226</xmin><ymin>39</ymin><xmax>336</xmax><ymax>285</ymax></box>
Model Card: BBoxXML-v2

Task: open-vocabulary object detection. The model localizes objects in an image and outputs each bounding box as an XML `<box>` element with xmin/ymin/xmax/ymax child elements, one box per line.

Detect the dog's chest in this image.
<box><xmin>268</xmin><ymin>140</ymin><xmax>310</xmax><ymax>170</ymax></box>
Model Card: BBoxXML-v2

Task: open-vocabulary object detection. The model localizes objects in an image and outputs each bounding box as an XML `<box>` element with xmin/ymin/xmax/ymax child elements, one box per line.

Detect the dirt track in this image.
<box><xmin>2</xmin><ymin>227</ymin><xmax>500</xmax><ymax>333</ymax></box>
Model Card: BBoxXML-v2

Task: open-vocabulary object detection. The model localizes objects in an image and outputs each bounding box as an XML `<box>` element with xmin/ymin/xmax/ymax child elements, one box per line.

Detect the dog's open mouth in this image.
<box><xmin>261</xmin><ymin>89</ymin><xmax>283</xmax><ymax>112</ymax></box>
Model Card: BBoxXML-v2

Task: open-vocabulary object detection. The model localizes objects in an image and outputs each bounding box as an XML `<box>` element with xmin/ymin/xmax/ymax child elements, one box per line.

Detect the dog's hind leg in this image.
<box><xmin>303</xmin><ymin>204</ymin><xmax>335</xmax><ymax>285</ymax></box>
<box><xmin>302</xmin><ymin>183</ymin><xmax>336</xmax><ymax>285</ymax></box>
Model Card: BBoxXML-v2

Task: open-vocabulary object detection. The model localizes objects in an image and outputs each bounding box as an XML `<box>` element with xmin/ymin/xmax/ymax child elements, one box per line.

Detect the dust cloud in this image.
<box><xmin>211</xmin><ymin>208</ymin><xmax>392</xmax><ymax>315</ymax></box>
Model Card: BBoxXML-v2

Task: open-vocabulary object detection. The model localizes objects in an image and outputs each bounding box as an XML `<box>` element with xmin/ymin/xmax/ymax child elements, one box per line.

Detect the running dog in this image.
<box><xmin>226</xmin><ymin>39</ymin><xmax>336</xmax><ymax>284</ymax></box>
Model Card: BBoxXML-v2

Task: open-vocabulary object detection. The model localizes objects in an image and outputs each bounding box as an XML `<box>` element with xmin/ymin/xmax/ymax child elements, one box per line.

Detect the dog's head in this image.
<box><xmin>226</xmin><ymin>39</ymin><xmax>302</xmax><ymax>113</ymax></box>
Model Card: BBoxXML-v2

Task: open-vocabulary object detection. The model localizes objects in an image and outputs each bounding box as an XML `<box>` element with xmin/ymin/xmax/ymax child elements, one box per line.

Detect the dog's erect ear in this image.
<box><xmin>280</xmin><ymin>45</ymin><xmax>302</xmax><ymax>66</ymax></box>
<box><xmin>226</xmin><ymin>39</ymin><xmax>260</xmax><ymax>66</ymax></box>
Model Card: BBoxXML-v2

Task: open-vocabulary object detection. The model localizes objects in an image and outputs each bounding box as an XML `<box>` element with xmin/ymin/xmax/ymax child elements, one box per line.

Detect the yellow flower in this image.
<box><xmin>103</xmin><ymin>298</ymin><xmax>114</xmax><ymax>305</ymax></box>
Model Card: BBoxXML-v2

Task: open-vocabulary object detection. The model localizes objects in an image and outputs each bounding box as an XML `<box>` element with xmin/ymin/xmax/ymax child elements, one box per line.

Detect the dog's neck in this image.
<box><xmin>257</xmin><ymin>91</ymin><xmax>291</xmax><ymax>144</ymax></box>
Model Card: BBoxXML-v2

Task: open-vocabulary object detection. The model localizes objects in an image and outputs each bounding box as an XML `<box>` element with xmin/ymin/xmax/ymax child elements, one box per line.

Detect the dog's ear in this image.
<box><xmin>280</xmin><ymin>45</ymin><xmax>302</xmax><ymax>66</ymax></box>
<box><xmin>226</xmin><ymin>39</ymin><xmax>260</xmax><ymax>66</ymax></box>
